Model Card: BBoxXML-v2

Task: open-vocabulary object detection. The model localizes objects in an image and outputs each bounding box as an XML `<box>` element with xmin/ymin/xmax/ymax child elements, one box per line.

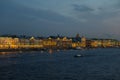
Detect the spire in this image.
<box><xmin>76</xmin><ymin>33</ymin><xmax>80</xmax><ymax>38</ymax></box>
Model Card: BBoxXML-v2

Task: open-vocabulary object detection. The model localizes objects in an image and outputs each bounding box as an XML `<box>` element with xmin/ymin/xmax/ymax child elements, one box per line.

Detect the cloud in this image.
<box><xmin>1</xmin><ymin>0</ymin><xmax>120</xmax><ymax>39</ymax></box>
<box><xmin>73</xmin><ymin>4</ymin><xmax>94</xmax><ymax>12</ymax></box>
<box><xmin>0</xmin><ymin>1</ymin><xmax>73</xmax><ymax>24</ymax></box>
<box><xmin>0</xmin><ymin>0</ymin><xmax>80</xmax><ymax>36</ymax></box>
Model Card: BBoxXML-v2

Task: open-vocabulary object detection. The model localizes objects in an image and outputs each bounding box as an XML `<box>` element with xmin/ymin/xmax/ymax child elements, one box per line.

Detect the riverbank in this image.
<box><xmin>0</xmin><ymin>47</ymin><xmax>119</xmax><ymax>53</ymax></box>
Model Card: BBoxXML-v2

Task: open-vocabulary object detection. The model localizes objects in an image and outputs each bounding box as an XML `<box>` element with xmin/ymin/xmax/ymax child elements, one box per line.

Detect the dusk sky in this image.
<box><xmin>1</xmin><ymin>0</ymin><xmax>120</xmax><ymax>39</ymax></box>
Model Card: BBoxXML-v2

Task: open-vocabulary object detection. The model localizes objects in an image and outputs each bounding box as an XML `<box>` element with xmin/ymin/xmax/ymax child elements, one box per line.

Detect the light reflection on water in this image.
<box><xmin>0</xmin><ymin>48</ymin><xmax>120</xmax><ymax>80</ymax></box>
<box><xmin>0</xmin><ymin>51</ymin><xmax>17</xmax><ymax>55</ymax></box>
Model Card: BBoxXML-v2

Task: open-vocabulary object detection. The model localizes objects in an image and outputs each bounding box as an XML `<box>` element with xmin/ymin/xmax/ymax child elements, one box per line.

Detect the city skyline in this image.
<box><xmin>1</xmin><ymin>0</ymin><xmax>120</xmax><ymax>39</ymax></box>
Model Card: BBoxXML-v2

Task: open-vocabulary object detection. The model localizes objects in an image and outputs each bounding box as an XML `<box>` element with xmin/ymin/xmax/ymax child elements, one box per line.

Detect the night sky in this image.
<box><xmin>1</xmin><ymin>0</ymin><xmax>120</xmax><ymax>39</ymax></box>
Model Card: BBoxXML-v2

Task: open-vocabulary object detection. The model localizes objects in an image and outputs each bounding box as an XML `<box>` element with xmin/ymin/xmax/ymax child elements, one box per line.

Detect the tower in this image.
<box><xmin>76</xmin><ymin>33</ymin><xmax>80</xmax><ymax>38</ymax></box>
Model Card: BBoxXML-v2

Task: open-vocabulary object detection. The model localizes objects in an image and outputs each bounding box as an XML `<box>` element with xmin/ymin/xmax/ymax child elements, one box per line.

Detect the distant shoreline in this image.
<box><xmin>0</xmin><ymin>48</ymin><xmax>45</xmax><ymax>52</ymax></box>
<box><xmin>0</xmin><ymin>47</ymin><xmax>119</xmax><ymax>53</ymax></box>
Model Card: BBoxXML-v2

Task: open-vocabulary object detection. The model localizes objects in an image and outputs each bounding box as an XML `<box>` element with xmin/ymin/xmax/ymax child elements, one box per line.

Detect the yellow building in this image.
<box><xmin>0</xmin><ymin>37</ymin><xmax>19</xmax><ymax>49</ymax></box>
<box><xmin>56</xmin><ymin>37</ymin><xmax>72</xmax><ymax>49</ymax></box>
<box><xmin>72</xmin><ymin>36</ymin><xmax>86</xmax><ymax>48</ymax></box>
<box><xmin>42</xmin><ymin>37</ymin><xmax>57</xmax><ymax>48</ymax></box>
<box><xmin>102</xmin><ymin>39</ymin><xmax>118</xmax><ymax>47</ymax></box>
<box><xmin>90</xmin><ymin>40</ymin><xmax>102</xmax><ymax>48</ymax></box>
<box><xmin>86</xmin><ymin>39</ymin><xmax>118</xmax><ymax>48</ymax></box>
<box><xmin>19</xmin><ymin>38</ymin><xmax>30</xmax><ymax>48</ymax></box>
<box><xmin>19</xmin><ymin>37</ymin><xmax>43</xmax><ymax>49</ymax></box>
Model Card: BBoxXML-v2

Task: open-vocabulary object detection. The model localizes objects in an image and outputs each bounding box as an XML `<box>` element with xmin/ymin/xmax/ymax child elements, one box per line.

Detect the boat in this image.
<box><xmin>74</xmin><ymin>54</ymin><xmax>82</xmax><ymax>57</ymax></box>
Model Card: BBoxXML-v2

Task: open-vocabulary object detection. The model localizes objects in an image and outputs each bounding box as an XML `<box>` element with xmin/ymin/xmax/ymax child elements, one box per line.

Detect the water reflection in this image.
<box><xmin>48</xmin><ymin>49</ymin><xmax>53</xmax><ymax>54</ymax></box>
<box><xmin>0</xmin><ymin>52</ymin><xmax>18</xmax><ymax>55</ymax></box>
<box><xmin>0</xmin><ymin>49</ymin><xmax>120</xmax><ymax>80</ymax></box>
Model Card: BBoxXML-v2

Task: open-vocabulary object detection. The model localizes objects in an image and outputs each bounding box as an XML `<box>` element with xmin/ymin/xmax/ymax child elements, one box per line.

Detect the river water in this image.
<box><xmin>0</xmin><ymin>48</ymin><xmax>120</xmax><ymax>80</ymax></box>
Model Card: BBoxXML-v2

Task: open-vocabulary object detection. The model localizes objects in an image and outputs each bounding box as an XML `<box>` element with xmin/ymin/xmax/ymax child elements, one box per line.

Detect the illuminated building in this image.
<box><xmin>41</xmin><ymin>37</ymin><xmax>57</xmax><ymax>49</ymax></box>
<box><xmin>86</xmin><ymin>39</ymin><xmax>118</xmax><ymax>48</ymax></box>
<box><xmin>56</xmin><ymin>37</ymin><xmax>72</xmax><ymax>49</ymax></box>
<box><xmin>72</xmin><ymin>34</ymin><xmax>86</xmax><ymax>48</ymax></box>
<box><xmin>0</xmin><ymin>37</ymin><xmax>19</xmax><ymax>49</ymax></box>
<box><xmin>19</xmin><ymin>37</ymin><xmax>43</xmax><ymax>49</ymax></box>
<box><xmin>0</xmin><ymin>34</ymin><xmax>119</xmax><ymax>50</ymax></box>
